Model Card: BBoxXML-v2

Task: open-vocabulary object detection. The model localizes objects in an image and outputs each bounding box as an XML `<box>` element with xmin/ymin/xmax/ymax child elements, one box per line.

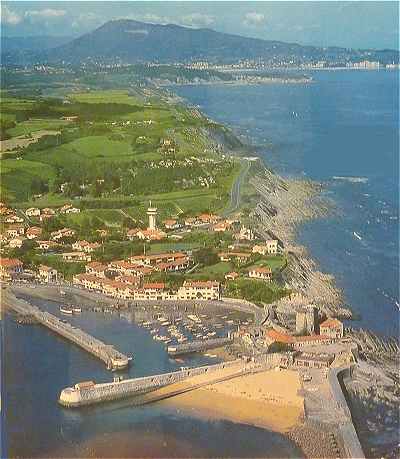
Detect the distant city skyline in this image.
<box><xmin>1</xmin><ymin>1</ymin><xmax>399</xmax><ymax>50</ymax></box>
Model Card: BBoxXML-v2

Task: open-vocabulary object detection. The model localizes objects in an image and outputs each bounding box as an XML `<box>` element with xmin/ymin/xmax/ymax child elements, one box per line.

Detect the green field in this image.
<box><xmin>1</xmin><ymin>89</ymin><xmax>240</xmax><ymax>229</ymax></box>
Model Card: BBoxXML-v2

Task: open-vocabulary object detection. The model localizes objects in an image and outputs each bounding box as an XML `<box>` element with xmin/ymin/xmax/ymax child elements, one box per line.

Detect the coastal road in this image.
<box><xmin>223</xmin><ymin>159</ymin><xmax>251</xmax><ymax>217</ymax></box>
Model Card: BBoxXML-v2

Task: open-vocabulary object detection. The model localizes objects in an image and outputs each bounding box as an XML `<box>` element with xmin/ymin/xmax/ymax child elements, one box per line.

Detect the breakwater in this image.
<box><xmin>59</xmin><ymin>359</ymin><xmax>245</xmax><ymax>407</ymax></box>
<box><xmin>167</xmin><ymin>337</ymin><xmax>233</xmax><ymax>356</ymax></box>
<box><xmin>4</xmin><ymin>290</ymin><xmax>130</xmax><ymax>371</ymax></box>
<box><xmin>328</xmin><ymin>366</ymin><xmax>365</xmax><ymax>459</ymax></box>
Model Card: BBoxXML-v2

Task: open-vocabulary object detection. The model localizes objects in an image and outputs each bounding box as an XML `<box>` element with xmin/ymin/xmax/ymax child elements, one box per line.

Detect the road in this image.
<box><xmin>223</xmin><ymin>159</ymin><xmax>251</xmax><ymax>216</ymax></box>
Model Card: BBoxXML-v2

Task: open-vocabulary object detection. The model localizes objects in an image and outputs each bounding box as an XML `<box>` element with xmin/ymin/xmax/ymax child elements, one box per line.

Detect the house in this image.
<box><xmin>85</xmin><ymin>261</ymin><xmax>108</xmax><ymax>278</ymax></box>
<box><xmin>0</xmin><ymin>258</ymin><xmax>23</xmax><ymax>279</ymax></box>
<box><xmin>26</xmin><ymin>226</ymin><xmax>42</xmax><ymax>240</ymax></box>
<box><xmin>6</xmin><ymin>224</ymin><xmax>25</xmax><ymax>238</ymax></box>
<box><xmin>37</xmin><ymin>240</ymin><xmax>58</xmax><ymax>250</ymax></box>
<box><xmin>130</xmin><ymin>252</ymin><xmax>188</xmax><ymax>267</ymax></box>
<box><xmin>73</xmin><ymin>273</ymin><xmax>103</xmax><ymax>291</ymax></box>
<box><xmin>126</xmin><ymin>228</ymin><xmax>140</xmax><ymax>241</ymax></box>
<box><xmin>225</xmin><ymin>272</ymin><xmax>239</xmax><ymax>281</ymax></box>
<box><xmin>236</xmin><ymin>226</ymin><xmax>255</xmax><ymax>241</ymax></box>
<box><xmin>108</xmin><ymin>260</ymin><xmax>149</xmax><ymax>277</ymax></box>
<box><xmin>62</xmin><ymin>252</ymin><xmax>91</xmax><ymax>262</ymax></box>
<box><xmin>25</xmin><ymin>207</ymin><xmax>41</xmax><ymax>217</ymax></box>
<box><xmin>163</xmin><ymin>219</ymin><xmax>181</xmax><ymax>230</ymax></box>
<box><xmin>178</xmin><ymin>280</ymin><xmax>221</xmax><ymax>301</ymax></box>
<box><xmin>155</xmin><ymin>257</ymin><xmax>190</xmax><ymax>273</ymax></box>
<box><xmin>39</xmin><ymin>208</ymin><xmax>55</xmax><ymax>221</ymax></box>
<box><xmin>218</xmin><ymin>252</ymin><xmax>252</xmax><ymax>263</ymax></box>
<box><xmin>38</xmin><ymin>265</ymin><xmax>58</xmax><ymax>283</ymax></box>
<box><xmin>136</xmin><ymin>228</ymin><xmax>166</xmax><ymax>241</ymax></box>
<box><xmin>252</xmin><ymin>240</ymin><xmax>279</xmax><ymax>255</ymax></box>
<box><xmin>5</xmin><ymin>214</ymin><xmax>24</xmax><ymax>223</ymax></box>
<box><xmin>96</xmin><ymin>229</ymin><xmax>109</xmax><ymax>238</ymax></box>
<box><xmin>197</xmin><ymin>213</ymin><xmax>219</xmax><ymax>224</ymax></box>
<box><xmin>115</xmin><ymin>275</ymin><xmax>141</xmax><ymax>287</ymax></box>
<box><xmin>212</xmin><ymin>221</ymin><xmax>232</xmax><ymax>233</ymax></box>
<box><xmin>184</xmin><ymin>217</ymin><xmax>197</xmax><ymax>227</ymax></box>
<box><xmin>248</xmin><ymin>267</ymin><xmax>272</xmax><ymax>281</ymax></box>
<box><xmin>320</xmin><ymin>318</ymin><xmax>344</xmax><ymax>339</ymax></box>
<box><xmin>72</xmin><ymin>240</ymin><xmax>101</xmax><ymax>253</ymax></box>
<box><xmin>133</xmin><ymin>283</ymin><xmax>166</xmax><ymax>300</ymax></box>
<box><xmin>8</xmin><ymin>237</ymin><xmax>26</xmax><ymax>249</ymax></box>
<box><xmin>51</xmin><ymin>228</ymin><xmax>76</xmax><ymax>241</ymax></box>
<box><xmin>60</xmin><ymin>204</ymin><xmax>80</xmax><ymax>214</ymax></box>
<box><xmin>102</xmin><ymin>280</ymin><xmax>133</xmax><ymax>299</ymax></box>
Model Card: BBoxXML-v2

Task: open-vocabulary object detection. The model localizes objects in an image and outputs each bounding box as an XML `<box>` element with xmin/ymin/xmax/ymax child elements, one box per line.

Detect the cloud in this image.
<box><xmin>25</xmin><ymin>9</ymin><xmax>66</xmax><ymax>20</ymax></box>
<box><xmin>179</xmin><ymin>13</ymin><xmax>215</xmax><ymax>28</ymax></box>
<box><xmin>72</xmin><ymin>12</ymin><xmax>102</xmax><ymax>29</ymax></box>
<box><xmin>1</xmin><ymin>5</ymin><xmax>22</xmax><ymax>25</ymax></box>
<box><xmin>243</xmin><ymin>12</ymin><xmax>266</xmax><ymax>27</ymax></box>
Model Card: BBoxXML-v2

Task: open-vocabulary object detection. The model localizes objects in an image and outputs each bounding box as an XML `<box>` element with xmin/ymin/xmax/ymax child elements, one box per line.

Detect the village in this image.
<box><xmin>0</xmin><ymin>196</ymin><xmax>353</xmax><ymax>361</ymax></box>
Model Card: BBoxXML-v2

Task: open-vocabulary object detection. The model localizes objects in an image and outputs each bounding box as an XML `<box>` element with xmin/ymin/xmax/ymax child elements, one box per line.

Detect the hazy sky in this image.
<box><xmin>1</xmin><ymin>1</ymin><xmax>399</xmax><ymax>49</ymax></box>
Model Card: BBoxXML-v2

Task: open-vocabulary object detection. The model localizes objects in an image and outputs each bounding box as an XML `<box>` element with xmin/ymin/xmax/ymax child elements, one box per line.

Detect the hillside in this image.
<box><xmin>12</xmin><ymin>19</ymin><xmax>399</xmax><ymax>66</ymax></box>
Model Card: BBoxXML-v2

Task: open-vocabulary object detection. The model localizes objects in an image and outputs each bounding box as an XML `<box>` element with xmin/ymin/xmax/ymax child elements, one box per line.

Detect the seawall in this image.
<box><xmin>59</xmin><ymin>359</ymin><xmax>246</xmax><ymax>407</ymax></box>
<box><xmin>328</xmin><ymin>366</ymin><xmax>365</xmax><ymax>459</ymax></box>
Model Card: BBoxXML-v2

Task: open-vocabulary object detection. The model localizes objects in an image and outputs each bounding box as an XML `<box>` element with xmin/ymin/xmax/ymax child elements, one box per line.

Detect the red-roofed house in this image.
<box><xmin>26</xmin><ymin>226</ymin><xmax>42</xmax><ymax>240</ymax></box>
<box><xmin>85</xmin><ymin>262</ymin><xmax>108</xmax><ymax>278</ymax></box>
<box><xmin>0</xmin><ymin>258</ymin><xmax>23</xmax><ymax>279</ymax></box>
<box><xmin>320</xmin><ymin>318</ymin><xmax>344</xmax><ymax>339</ymax></box>
<box><xmin>248</xmin><ymin>267</ymin><xmax>272</xmax><ymax>281</ymax></box>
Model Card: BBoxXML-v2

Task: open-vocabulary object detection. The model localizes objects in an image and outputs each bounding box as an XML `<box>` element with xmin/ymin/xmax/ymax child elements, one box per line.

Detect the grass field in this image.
<box><xmin>69</xmin><ymin>90</ymin><xmax>143</xmax><ymax>105</ymax></box>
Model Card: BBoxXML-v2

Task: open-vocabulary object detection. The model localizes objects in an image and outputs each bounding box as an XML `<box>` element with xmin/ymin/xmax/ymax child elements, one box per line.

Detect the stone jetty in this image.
<box><xmin>4</xmin><ymin>290</ymin><xmax>130</xmax><ymax>371</ymax></box>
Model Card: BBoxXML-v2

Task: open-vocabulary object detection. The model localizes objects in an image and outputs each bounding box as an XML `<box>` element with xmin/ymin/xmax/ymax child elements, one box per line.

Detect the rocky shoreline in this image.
<box><xmin>248</xmin><ymin>165</ymin><xmax>351</xmax><ymax>319</ymax></box>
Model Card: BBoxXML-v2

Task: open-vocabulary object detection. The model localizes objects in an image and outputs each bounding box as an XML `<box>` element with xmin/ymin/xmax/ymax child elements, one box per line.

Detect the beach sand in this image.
<box><xmin>152</xmin><ymin>367</ymin><xmax>304</xmax><ymax>434</ymax></box>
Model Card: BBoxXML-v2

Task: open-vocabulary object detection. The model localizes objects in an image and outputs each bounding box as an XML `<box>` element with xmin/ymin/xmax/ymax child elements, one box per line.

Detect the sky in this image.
<box><xmin>1</xmin><ymin>1</ymin><xmax>399</xmax><ymax>50</ymax></box>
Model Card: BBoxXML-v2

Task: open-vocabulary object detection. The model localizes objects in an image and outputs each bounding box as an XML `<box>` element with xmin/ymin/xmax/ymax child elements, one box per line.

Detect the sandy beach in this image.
<box><xmin>147</xmin><ymin>367</ymin><xmax>304</xmax><ymax>434</ymax></box>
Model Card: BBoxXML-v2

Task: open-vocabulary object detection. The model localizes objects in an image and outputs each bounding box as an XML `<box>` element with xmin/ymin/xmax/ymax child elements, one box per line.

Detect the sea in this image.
<box><xmin>2</xmin><ymin>69</ymin><xmax>398</xmax><ymax>458</ymax></box>
<box><xmin>174</xmin><ymin>69</ymin><xmax>399</xmax><ymax>338</ymax></box>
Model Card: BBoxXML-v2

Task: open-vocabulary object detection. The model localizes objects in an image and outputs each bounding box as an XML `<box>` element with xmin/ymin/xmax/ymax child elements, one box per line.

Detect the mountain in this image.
<box><xmin>5</xmin><ymin>20</ymin><xmax>400</xmax><ymax>66</ymax></box>
<box><xmin>2</xmin><ymin>35</ymin><xmax>74</xmax><ymax>53</ymax></box>
<box><xmin>1</xmin><ymin>36</ymin><xmax>74</xmax><ymax>66</ymax></box>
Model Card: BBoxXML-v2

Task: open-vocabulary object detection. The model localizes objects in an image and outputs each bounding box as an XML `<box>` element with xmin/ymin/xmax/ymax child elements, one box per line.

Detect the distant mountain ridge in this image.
<box><xmin>3</xmin><ymin>20</ymin><xmax>399</xmax><ymax>66</ymax></box>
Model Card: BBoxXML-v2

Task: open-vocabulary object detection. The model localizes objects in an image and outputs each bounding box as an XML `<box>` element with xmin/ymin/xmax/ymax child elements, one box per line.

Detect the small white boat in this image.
<box><xmin>73</xmin><ymin>307</ymin><xmax>82</xmax><ymax>313</ymax></box>
<box><xmin>353</xmin><ymin>231</ymin><xmax>362</xmax><ymax>240</ymax></box>
<box><xmin>60</xmin><ymin>306</ymin><xmax>73</xmax><ymax>315</ymax></box>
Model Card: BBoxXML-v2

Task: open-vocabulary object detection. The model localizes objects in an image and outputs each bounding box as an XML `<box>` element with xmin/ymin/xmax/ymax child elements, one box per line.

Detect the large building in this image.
<box><xmin>178</xmin><ymin>281</ymin><xmax>221</xmax><ymax>300</ymax></box>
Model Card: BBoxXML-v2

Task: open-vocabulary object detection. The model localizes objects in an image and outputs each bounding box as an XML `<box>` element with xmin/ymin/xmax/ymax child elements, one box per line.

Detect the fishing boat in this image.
<box><xmin>60</xmin><ymin>306</ymin><xmax>73</xmax><ymax>315</ymax></box>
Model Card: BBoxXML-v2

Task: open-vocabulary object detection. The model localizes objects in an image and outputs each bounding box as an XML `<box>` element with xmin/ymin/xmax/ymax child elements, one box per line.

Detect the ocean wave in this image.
<box><xmin>332</xmin><ymin>176</ymin><xmax>369</xmax><ymax>183</ymax></box>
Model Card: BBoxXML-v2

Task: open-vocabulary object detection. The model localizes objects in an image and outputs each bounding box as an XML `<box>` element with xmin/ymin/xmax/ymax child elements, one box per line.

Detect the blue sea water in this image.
<box><xmin>174</xmin><ymin>70</ymin><xmax>399</xmax><ymax>337</ymax></box>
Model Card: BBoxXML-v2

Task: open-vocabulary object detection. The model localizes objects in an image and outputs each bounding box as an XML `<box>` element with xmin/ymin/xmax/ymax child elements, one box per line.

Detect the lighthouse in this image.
<box><xmin>147</xmin><ymin>201</ymin><xmax>157</xmax><ymax>230</ymax></box>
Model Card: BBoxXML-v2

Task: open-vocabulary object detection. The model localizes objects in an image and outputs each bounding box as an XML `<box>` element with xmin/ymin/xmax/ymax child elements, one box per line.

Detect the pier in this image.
<box><xmin>59</xmin><ymin>359</ymin><xmax>251</xmax><ymax>407</ymax></box>
<box><xmin>5</xmin><ymin>291</ymin><xmax>130</xmax><ymax>371</ymax></box>
<box><xmin>167</xmin><ymin>337</ymin><xmax>233</xmax><ymax>356</ymax></box>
